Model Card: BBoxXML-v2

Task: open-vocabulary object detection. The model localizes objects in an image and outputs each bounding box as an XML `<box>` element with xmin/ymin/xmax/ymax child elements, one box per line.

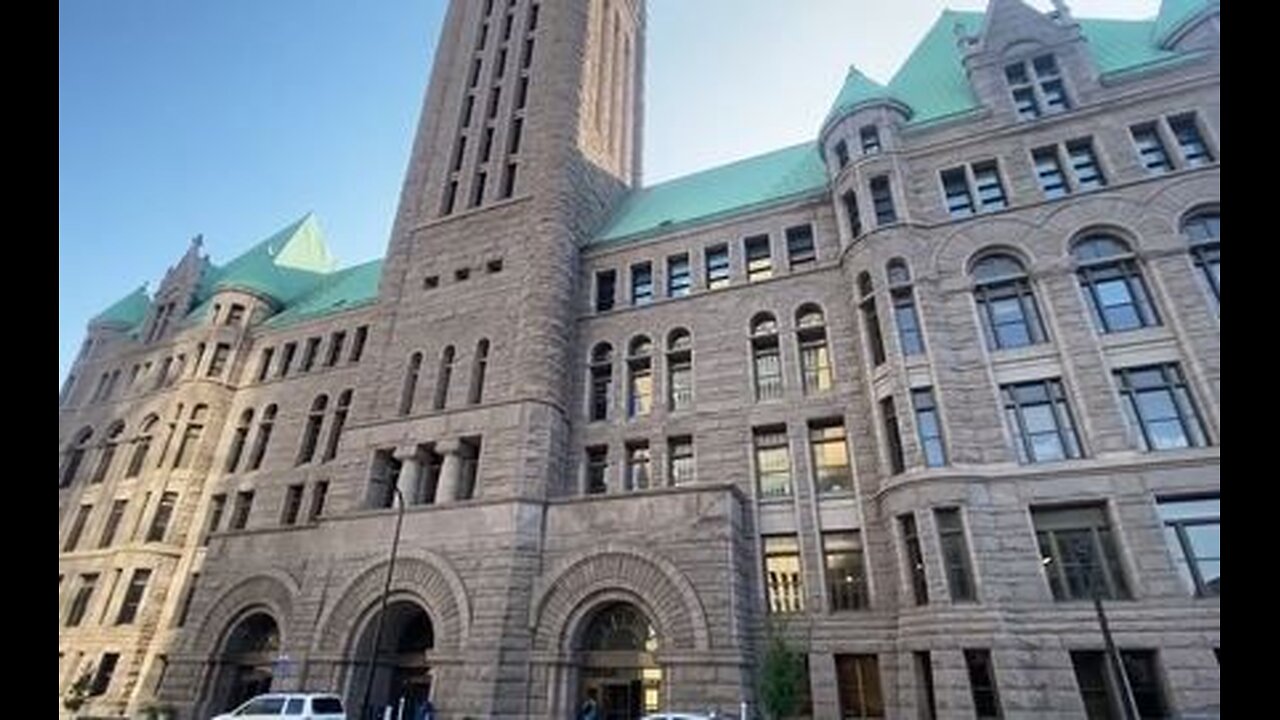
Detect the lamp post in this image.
<box><xmin>1081</xmin><ymin>564</ymin><xmax>1140</xmax><ymax>720</ymax></box>
<box><xmin>358</xmin><ymin>481</ymin><xmax>406</xmax><ymax>720</ymax></box>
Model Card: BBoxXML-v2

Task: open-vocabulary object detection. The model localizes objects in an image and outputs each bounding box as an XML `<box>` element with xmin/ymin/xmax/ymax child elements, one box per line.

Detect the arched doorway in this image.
<box><xmin>348</xmin><ymin>600</ymin><xmax>435</xmax><ymax>720</ymax></box>
<box><xmin>212</xmin><ymin>612</ymin><xmax>281</xmax><ymax>713</ymax></box>
<box><xmin>576</xmin><ymin>602</ymin><xmax>662</xmax><ymax>720</ymax></box>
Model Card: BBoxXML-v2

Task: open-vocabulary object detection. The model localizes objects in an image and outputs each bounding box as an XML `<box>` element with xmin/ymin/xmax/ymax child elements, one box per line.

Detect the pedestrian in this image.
<box><xmin>579</xmin><ymin>690</ymin><xmax>599</xmax><ymax>720</ymax></box>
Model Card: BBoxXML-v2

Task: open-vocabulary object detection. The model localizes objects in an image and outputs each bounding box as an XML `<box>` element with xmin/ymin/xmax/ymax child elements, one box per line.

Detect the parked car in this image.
<box><xmin>641</xmin><ymin>713</ymin><xmax>739</xmax><ymax>720</ymax></box>
<box><xmin>211</xmin><ymin>693</ymin><xmax>346</xmax><ymax>719</ymax></box>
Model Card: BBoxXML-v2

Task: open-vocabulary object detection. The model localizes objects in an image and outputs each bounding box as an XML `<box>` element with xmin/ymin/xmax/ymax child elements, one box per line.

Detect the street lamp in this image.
<box><xmin>357</xmin><ymin>481</ymin><xmax>406</xmax><ymax>720</ymax></box>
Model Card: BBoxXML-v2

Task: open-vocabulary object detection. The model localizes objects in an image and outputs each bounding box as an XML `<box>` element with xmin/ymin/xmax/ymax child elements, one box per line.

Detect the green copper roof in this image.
<box><xmin>1153</xmin><ymin>0</ymin><xmax>1215</xmax><ymax>46</ymax></box>
<box><xmin>824</xmin><ymin>68</ymin><xmax>902</xmax><ymax>126</ymax></box>
<box><xmin>204</xmin><ymin>213</ymin><xmax>337</xmax><ymax>305</ymax></box>
<box><xmin>92</xmin><ymin>285</ymin><xmax>150</xmax><ymax>329</ymax></box>
<box><xmin>594</xmin><ymin>142</ymin><xmax>828</xmax><ymax>244</ymax></box>
<box><xmin>264</xmin><ymin>258</ymin><xmax>383</xmax><ymax>328</ymax></box>
<box><xmin>883</xmin><ymin>10</ymin><xmax>985</xmax><ymax>126</ymax></box>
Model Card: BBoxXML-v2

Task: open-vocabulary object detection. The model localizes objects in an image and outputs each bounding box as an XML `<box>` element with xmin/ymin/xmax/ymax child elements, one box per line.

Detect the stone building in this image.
<box><xmin>58</xmin><ymin>0</ymin><xmax>1219</xmax><ymax>717</ymax></box>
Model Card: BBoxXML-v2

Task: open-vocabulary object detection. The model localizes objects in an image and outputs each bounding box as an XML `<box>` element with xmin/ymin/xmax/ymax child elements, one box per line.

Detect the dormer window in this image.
<box><xmin>1005</xmin><ymin>54</ymin><xmax>1070</xmax><ymax>121</ymax></box>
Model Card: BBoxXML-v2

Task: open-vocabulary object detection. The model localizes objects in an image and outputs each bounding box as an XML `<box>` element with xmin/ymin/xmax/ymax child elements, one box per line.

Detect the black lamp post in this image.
<box><xmin>357</xmin><ymin>482</ymin><xmax>406</xmax><ymax>720</ymax></box>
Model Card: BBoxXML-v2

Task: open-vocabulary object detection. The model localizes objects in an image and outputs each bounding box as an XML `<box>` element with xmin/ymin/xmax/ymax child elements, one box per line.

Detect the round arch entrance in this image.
<box><xmin>575</xmin><ymin>602</ymin><xmax>662</xmax><ymax>720</ymax></box>
<box><xmin>211</xmin><ymin>612</ymin><xmax>281</xmax><ymax>713</ymax></box>
<box><xmin>348</xmin><ymin>600</ymin><xmax>435</xmax><ymax>720</ymax></box>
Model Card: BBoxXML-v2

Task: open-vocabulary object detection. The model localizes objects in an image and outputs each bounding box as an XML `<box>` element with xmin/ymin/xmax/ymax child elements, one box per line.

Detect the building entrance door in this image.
<box><xmin>575</xmin><ymin>602</ymin><xmax>662</xmax><ymax>720</ymax></box>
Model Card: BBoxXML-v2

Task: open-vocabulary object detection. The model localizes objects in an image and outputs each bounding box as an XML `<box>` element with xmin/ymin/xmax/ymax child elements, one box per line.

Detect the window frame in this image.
<box><xmin>1000</xmin><ymin>378</ymin><xmax>1084</xmax><ymax>464</ymax></box>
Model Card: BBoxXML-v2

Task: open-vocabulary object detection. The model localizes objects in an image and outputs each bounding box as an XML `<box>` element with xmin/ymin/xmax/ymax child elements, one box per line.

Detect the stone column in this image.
<box><xmin>435</xmin><ymin>439</ymin><xmax>463</xmax><ymax>503</ymax></box>
<box><xmin>394</xmin><ymin>446</ymin><xmax>421</xmax><ymax>505</ymax></box>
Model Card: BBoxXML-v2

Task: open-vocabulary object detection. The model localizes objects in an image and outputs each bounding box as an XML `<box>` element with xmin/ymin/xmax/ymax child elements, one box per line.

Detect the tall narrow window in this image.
<box><xmin>247</xmin><ymin>405</ymin><xmax>277</xmax><ymax>471</ymax></box>
<box><xmin>810</xmin><ymin>420</ymin><xmax>852</xmax><ymax>493</ymax></box>
<box><xmin>501</xmin><ymin>163</ymin><xmax>518</xmax><ymax>199</ymax></box>
<box><xmin>972</xmin><ymin>253</ymin><xmax>1047</xmax><ymax>350</ymax></box>
<box><xmin>308</xmin><ymin>481</ymin><xmax>329</xmax><ymax>521</ymax></box>
<box><xmin>763</xmin><ymin>535</ymin><xmax>804</xmax><ymax>613</ymax></box>
<box><xmin>668</xmin><ymin>436</ymin><xmax>694</xmax><ymax>485</ymax></box>
<box><xmin>64</xmin><ymin>504</ymin><xmax>93</xmax><ymax>552</ymax></box>
<box><xmin>836</xmin><ymin>654</ymin><xmax>884</xmax><ymax>719</ymax></box>
<box><xmin>626</xmin><ymin>336</ymin><xmax>653</xmax><ymax>418</ymax></box>
<box><xmin>65</xmin><ymin>573</ymin><xmax>99</xmax><ymax>627</ymax></box>
<box><xmin>935</xmin><ymin>508</ymin><xmax>976</xmax><ymax>601</ymax></box>
<box><xmin>509</xmin><ymin>116</ymin><xmax>524</xmax><ymax>154</ymax></box>
<box><xmin>887</xmin><ymin>260</ymin><xmax>925</xmax><ymax>356</ymax></box>
<box><xmin>172</xmin><ymin>405</ymin><xmax>207</xmax><ymax>470</ymax></box>
<box><xmin>1002</xmin><ymin>379</ymin><xmax>1083</xmax><ymax>463</ymax></box>
<box><xmin>90</xmin><ymin>653</ymin><xmax>120</xmax><ymax>696</ymax></box>
<box><xmin>744</xmin><ymin>234</ymin><xmax>773</xmax><ymax>282</ymax></box>
<box><xmin>115</xmin><ymin>568</ymin><xmax>152</xmax><ymax>625</ymax></box>
<box><xmin>833</xmin><ymin>140</ymin><xmax>850</xmax><ymax>168</ymax></box>
<box><xmin>277</xmin><ymin>342</ymin><xmax>296</xmax><ymax>378</ymax></box>
<box><xmin>1032</xmin><ymin>146</ymin><xmax>1069</xmax><ymax>199</ymax></box>
<box><xmin>624</xmin><ymin>442</ymin><xmax>650</xmax><ymax>491</ymax></box>
<box><xmin>858</xmin><ymin>273</ymin><xmax>887</xmax><ymax>366</ymax></box>
<box><xmin>705</xmin><ymin>244</ymin><xmax>730</xmax><ymax>289</ymax></box>
<box><xmin>175</xmin><ymin>574</ymin><xmax>199</xmax><ymax>628</ymax></box>
<box><xmin>1131</xmin><ymin>122</ymin><xmax>1173</xmax><ymax>174</ymax></box>
<box><xmin>98</xmin><ymin>499</ymin><xmax>127</xmax><ymax>549</ymax></box>
<box><xmin>146</xmin><ymin>492</ymin><xmax>178</xmax><ymax>543</ymax></box>
<box><xmin>441</xmin><ymin>180</ymin><xmax>458</xmax><ymax>216</ymax></box>
<box><xmin>911</xmin><ymin>388</ymin><xmax>947</xmax><ymax>468</ymax></box>
<box><xmin>1169</xmin><ymin>113</ymin><xmax>1213</xmax><ymax>166</ymax></box>
<box><xmin>842</xmin><ymin>191</ymin><xmax>863</xmax><ymax>238</ymax></box>
<box><xmin>126</xmin><ymin>417</ymin><xmax>157</xmax><ymax>478</ymax></box>
<box><xmin>941</xmin><ymin>167</ymin><xmax>974</xmax><ymax>218</ymax></box>
<box><xmin>859</xmin><ymin>124</ymin><xmax>881</xmax><ymax>154</ymax></box>
<box><xmin>1034</xmin><ymin>504</ymin><xmax>1130</xmax><ymax>600</ymax></box>
<box><xmin>296</xmin><ymin>395</ymin><xmax>328</xmax><ymax>465</ymax></box>
<box><xmin>301</xmin><ymin>337</ymin><xmax>321</xmax><ymax>372</ymax></box>
<box><xmin>1114</xmin><ymin>363</ymin><xmax>1207</xmax><ymax>451</ymax></box>
<box><xmin>207</xmin><ymin>343</ymin><xmax>231</xmax><ymax>377</ymax></box>
<box><xmin>666</xmin><ymin>329</ymin><xmax>693</xmax><ymax>411</ymax></box>
<box><xmin>1071</xmin><ymin>650</ymin><xmax>1168</xmax><ymax>720</ymax></box>
<box><xmin>870</xmin><ymin>175</ymin><xmax>897</xmax><ymax>225</ymax></box>
<box><xmin>256</xmin><ymin>348</ymin><xmax>274</xmax><ymax>383</ymax></box>
<box><xmin>91</xmin><ymin>423</ymin><xmax>125</xmax><ymax>485</ymax></box>
<box><xmin>589</xmin><ymin>343</ymin><xmax>613</xmax><ymax>421</ymax></box>
<box><xmin>825</xmin><ymin>531</ymin><xmax>868</xmax><ymax>611</ymax></box>
<box><xmin>433</xmin><ymin>346</ymin><xmax>455</xmax><ymax>410</ymax></box>
<box><xmin>225</xmin><ymin>409</ymin><xmax>253</xmax><ymax>473</ymax></box>
<box><xmin>964</xmin><ymin>650</ymin><xmax>1003</xmax><ymax>719</ymax></box>
<box><xmin>325</xmin><ymin>332</ymin><xmax>346</xmax><ymax>367</ymax></box>
<box><xmin>468</xmin><ymin>339</ymin><xmax>490</xmax><ymax>405</ymax></box>
<box><xmin>480</xmin><ymin>126</ymin><xmax>495</xmax><ymax>162</ymax></box>
<box><xmin>586</xmin><ymin>446</ymin><xmax>609</xmax><ymax>494</ymax></box>
<box><xmin>797</xmin><ymin>305</ymin><xmax>833</xmax><ymax>394</ymax></box>
<box><xmin>595</xmin><ymin>270</ymin><xmax>617</xmax><ymax>312</ymax></box>
<box><xmin>1073</xmin><ymin>235</ymin><xmax>1160</xmax><ymax>333</ymax></box>
<box><xmin>280</xmin><ymin>484</ymin><xmax>304</xmax><ymax>526</ymax></box>
<box><xmin>471</xmin><ymin>171</ymin><xmax>487</xmax><ymax>207</ymax></box>
<box><xmin>203</xmin><ymin>494</ymin><xmax>226</xmax><ymax>545</ymax></box>
<box><xmin>666</xmin><ymin>254</ymin><xmax>691</xmax><ymax>298</ymax></box>
<box><xmin>785</xmin><ymin>225</ymin><xmax>816</xmax><ymax>269</ymax></box>
<box><xmin>350</xmin><ymin>325</ymin><xmax>368</xmax><ymax>362</ymax></box>
<box><xmin>457</xmin><ymin>438</ymin><xmax>481</xmax><ymax>500</ymax></box>
<box><xmin>630</xmin><ymin>262</ymin><xmax>653</xmax><ymax>305</ymax></box>
<box><xmin>900</xmin><ymin>513</ymin><xmax>929</xmax><ymax>605</ymax></box>
<box><xmin>1157</xmin><ymin>495</ymin><xmax>1220</xmax><ymax>597</ymax></box>
<box><xmin>1066</xmin><ymin>139</ymin><xmax>1107</xmax><ymax>190</ymax></box>
<box><xmin>61</xmin><ymin>428</ymin><xmax>93</xmax><ymax>488</ymax></box>
<box><xmin>750</xmin><ymin>313</ymin><xmax>783</xmax><ymax>401</ymax></box>
<box><xmin>1183</xmin><ymin>210</ymin><xmax>1220</xmax><ymax>305</ymax></box>
<box><xmin>753</xmin><ymin>426</ymin><xmax>792</xmax><ymax>498</ymax></box>
<box><xmin>230</xmin><ymin>490</ymin><xmax>255</xmax><ymax>531</ymax></box>
<box><xmin>915</xmin><ymin>652</ymin><xmax>938</xmax><ymax>720</ymax></box>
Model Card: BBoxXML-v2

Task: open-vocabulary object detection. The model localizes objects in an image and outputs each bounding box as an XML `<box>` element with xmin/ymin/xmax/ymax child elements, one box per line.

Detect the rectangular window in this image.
<box><xmin>586</xmin><ymin>446</ymin><xmax>609</xmax><ymax>494</ymax></box>
<box><xmin>64</xmin><ymin>503</ymin><xmax>93</xmax><ymax>552</ymax></box>
<box><xmin>1131</xmin><ymin>122</ymin><xmax>1173</xmax><ymax>174</ymax></box>
<box><xmin>752</xmin><ymin>334</ymin><xmax>783</xmax><ymax>401</ymax></box>
<box><xmin>861</xmin><ymin>296</ymin><xmax>886</xmax><ymax>366</ymax></box>
<box><xmin>90</xmin><ymin>653</ymin><xmax>120</xmax><ymax>696</ymax></box>
<box><xmin>66</xmin><ymin>573</ymin><xmax>99</xmax><ymax>627</ymax></box>
<box><xmin>205</xmin><ymin>343</ymin><xmax>229</xmax><ymax>378</ymax></box>
<box><xmin>308</xmin><ymin>481</ymin><xmax>329</xmax><ymax>521</ymax></box>
<box><xmin>1001</xmin><ymin>379</ymin><xmax>1083</xmax><ymax>463</ymax></box>
<box><xmin>625</xmin><ymin>442</ymin><xmax>650</xmax><ymax>491</ymax></box>
<box><xmin>666</xmin><ymin>254</ymin><xmax>691</xmax><ymax>298</ymax></box>
<box><xmin>763</xmin><ymin>535</ymin><xmax>804</xmax><ymax>613</ymax></box>
<box><xmin>842</xmin><ymin>191</ymin><xmax>863</xmax><ymax>238</ymax></box>
<box><xmin>278</xmin><ymin>342</ymin><xmax>296</xmax><ymax>377</ymax></box>
<box><xmin>900</xmin><ymin>513</ymin><xmax>929</xmax><ymax>605</ymax></box>
<box><xmin>1071</xmin><ymin>650</ymin><xmax>1168</xmax><ymax>720</ymax></box>
<box><xmin>911</xmin><ymin>388</ymin><xmax>947</xmax><ymax>468</ymax></box>
<box><xmin>301</xmin><ymin>337</ymin><xmax>321</xmax><ymax>372</ymax></box>
<box><xmin>941</xmin><ymin>167</ymin><xmax>974</xmax><ymax>218</ymax></box>
<box><xmin>256</xmin><ymin>348</ymin><xmax>274</xmax><ymax>382</ymax></box>
<box><xmin>705</xmin><ymin>244</ymin><xmax>730</xmax><ymax>289</ymax></box>
<box><xmin>870</xmin><ymin>175</ymin><xmax>897</xmax><ymax>225</ymax></box>
<box><xmin>1034</xmin><ymin>504</ymin><xmax>1130</xmax><ymax>600</ymax></box>
<box><xmin>964</xmin><ymin>650</ymin><xmax>1003</xmax><ymax>719</ymax></box>
<box><xmin>835</xmin><ymin>654</ymin><xmax>884</xmax><ymax>719</ymax></box>
<box><xmin>627</xmin><ymin>355</ymin><xmax>652</xmax><ymax>418</ymax></box>
<box><xmin>798</xmin><ymin>327</ymin><xmax>833</xmax><ymax>395</ymax></box>
<box><xmin>935</xmin><ymin>508</ymin><xmax>976</xmax><ymax>602</ymax></box>
<box><xmin>891</xmin><ymin>286</ymin><xmax>925</xmax><ymax>356</ymax></box>
<box><xmin>880</xmin><ymin>396</ymin><xmax>905</xmax><ymax>475</ymax></box>
<box><xmin>824</xmin><ymin>531</ymin><xmax>868</xmax><ymax>611</ymax></box>
<box><xmin>174</xmin><ymin>573</ymin><xmax>199</xmax><ymax>628</ymax></box>
<box><xmin>471</xmin><ymin>171</ymin><xmax>487</xmax><ymax>207</ymax></box>
<box><xmin>595</xmin><ymin>270</ymin><xmax>616</xmax><ymax>312</ymax></box>
<box><xmin>115</xmin><ymin>568</ymin><xmax>152</xmax><ymax>625</ymax></box>
<box><xmin>350</xmin><ymin>325</ymin><xmax>368</xmax><ymax>363</ymax></box>
<box><xmin>972</xmin><ymin>161</ymin><xmax>1007</xmax><ymax>211</ymax></box>
<box><xmin>785</xmin><ymin>225</ymin><xmax>816</xmax><ymax>268</ymax></box>
<box><xmin>441</xmin><ymin>179</ymin><xmax>458</xmax><ymax>216</ymax></box>
<box><xmin>480</xmin><ymin>126</ymin><xmax>494</xmax><ymax>162</ymax></box>
<box><xmin>1114</xmin><ymin>363</ymin><xmax>1208</xmax><ymax>451</ymax></box>
<box><xmin>744</xmin><ymin>234</ymin><xmax>772</xmax><ymax>282</ymax></box>
<box><xmin>1032</xmin><ymin>146</ymin><xmax>1069</xmax><ymax>199</ymax></box>
<box><xmin>1006</xmin><ymin>54</ymin><xmax>1069</xmax><ymax>120</ymax></box>
<box><xmin>230</xmin><ymin>491</ymin><xmax>254</xmax><ymax>531</ymax></box>
<box><xmin>810</xmin><ymin>421</ymin><xmax>852</xmax><ymax>494</ymax></box>
<box><xmin>204</xmin><ymin>494</ymin><xmax>226</xmax><ymax>545</ymax></box>
<box><xmin>280</xmin><ymin>484</ymin><xmax>304</xmax><ymax>526</ymax></box>
<box><xmin>915</xmin><ymin>652</ymin><xmax>937</xmax><ymax>720</ymax></box>
<box><xmin>326</xmin><ymin>332</ymin><xmax>347</xmax><ymax>367</ymax></box>
<box><xmin>667</xmin><ymin>347</ymin><xmax>692</xmax><ymax>412</ymax></box>
<box><xmin>668</xmin><ymin>437</ymin><xmax>694</xmax><ymax>485</ymax></box>
<box><xmin>754</xmin><ymin>427</ymin><xmax>792</xmax><ymax>498</ymax></box>
<box><xmin>834</xmin><ymin>139</ymin><xmax>850</xmax><ymax>168</ymax></box>
<box><xmin>1066</xmin><ymin>139</ymin><xmax>1107</xmax><ymax>190</ymax></box>
<box><xmin>1157</xmin><ymin>495</ymin><xmax>1220</xmax><ymax>597</ymax></box>
<box><xmin>98</xmin><ymin>499</ymin><xmax>127</xmax><ymax>549</ymax></box>
<box><xmin>1169</xmin><ymin>113</ymin><xmax>1213</xmax><ymax>166</ymax></box>
<box><xmin>860</xmin><ymin>124</ymin><xmax>881</xmax><ymax>154</ymax></box>
<box><xmin>630</xmin><ymin>262</ymin><xmax>653</xmax><ymax>305</ymax></box>
<box><xmin>146</xmin><ymin>492</ymin><xmax>177</xmax><ymax>543</ymax></box>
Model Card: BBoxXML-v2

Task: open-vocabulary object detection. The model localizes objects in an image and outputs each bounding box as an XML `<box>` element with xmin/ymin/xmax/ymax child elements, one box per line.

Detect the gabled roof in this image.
<box><xmin>91</xmin><ymin>285</ymin><xmax>150</xmax><ymax>330</ymax></box>
<box><xmin>1153</xmin><ymin>0</ymin><xmax>1217</xmax><ymax>46</ymax></box>
<box><xmin>593</xmin><ymin>142</ymin><xmax>828</xmax><ymax>245</ymax></box>
<box><xmin>202</xmin><ymin>213</ymin><xmax>337</xmax><ymax>306</ymax></box>
<box><xmin>264</xmin><ymin>258</ymin><xmax>383</xmax><ymax>328</ymax></box>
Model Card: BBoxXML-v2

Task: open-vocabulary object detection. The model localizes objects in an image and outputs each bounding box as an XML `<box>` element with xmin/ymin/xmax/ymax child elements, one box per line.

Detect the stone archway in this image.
<box><xmin>346</xmin><ymin>599</ymin><xmax>436</xmax><ymax>720</ymax></box>
<box><xmin>208</xmin><ymin>611</ymin><xmax>281</xmax><ymax>714</ymax></box>
<box><xmin>574</xmin><ymin>601</ymin><xmax>662</xmax><ymax>720</ymax></box>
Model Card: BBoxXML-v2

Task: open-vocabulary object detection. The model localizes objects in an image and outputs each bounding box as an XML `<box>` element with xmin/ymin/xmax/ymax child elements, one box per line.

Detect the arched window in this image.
<box><xmin>626</xmin><ymin>336</ymin><xmax>653</xmax><ymax>418</ymax></box>
<box><xmin>433</xmin><ymin>346</ymin><xmax>455</xmax><ymax>410</ymax></box>
<box><xmin>172</xmin><ymin>404</ymin><xmax>208</xmax><ymax>470</ymax></box>
<box><xmin>400</xmin><ymin>352</ymin><xmax>422</xmax><ymax>416</ymax></box>
<box><xmin>1072</xmin><ymin>234</ymin><xmax>1160</xmax><ymax>333</ymax></box>
<box><xmin>887</xmin><ymin>259</ymin><xmax>925</xmax><ymax>356</ymax></box>
<box><xmin>580</xmin><ymin>602</ymin><xmax>658</xmax><ymax>652</ymax></box>
<box><xmin>90</xmin><ymin>421</ymin><xmax>126</xmax><ymax>485</ymax></box>
<box><xmin>296</xmin><ymin>395</ymin><xmax>329</xmax><ymax>465</ymax></box>
<box><xmin>224</xmin><ymin>409</ymin><xmax>254</xmax><ymax>474</ymax></box>
<box><xmin>972</xmin><ymin>252</ymin><xmax>1047</xmax><ymax>349</ymax></box>
<box><xmin>60</xmin><ymin>427</ymin><xmax>94</xmax><ymax>488</ymax></box>
<box><xmin>247</xmin><ymin>404</ymin><xmax>277</xmax><ymax>471</ymax></box>
<box><xmin>856</xmin><ymin>272</ymin><xmax>887</xmax><ymax>366</ymax></box>
<box><xmin>751</xmin><ymin>312</ymin><xmax>783</xmax><ymax>401</ymax></box>
<box><xmin>589</xmin><ymin>343</ymin><xmax>613</xmax><ymax>421</ymax></box>
<box><xmin>666</xmin><ymin>329</ymin><xmax>693</xmax><ymax>412</ymax></box>
<box><xmin>796</xmin><ymin>304</ymin><xmax>833</xmax><ymax>394</ymax></box>
<box><xmin>1183</xmin><ymin>210</ymin><xmax>1220</xmax><ymax>306</ymax></box>
<box><xmin>323</xmin><ymin>390</ymin><xmax>353</xmax><ymax>463</ymax></box>
<box><xmin>126</xmin><ymin>415</ymin><xmax>159</xmax><ymax>479</ymax></box>
<box><xmin>468</xmin><ymin>339</ymin><xmax>490</xmax><ymax>405</ymax></box>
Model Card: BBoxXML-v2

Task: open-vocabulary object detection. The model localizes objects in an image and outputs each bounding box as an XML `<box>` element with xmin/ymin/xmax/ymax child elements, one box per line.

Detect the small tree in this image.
<box><xmin>63</xmin><ymin>668</ymin><xmax>94</xmax><ymax>712</ymax></box>
<box><xmin>757</xmin><ymin>628</ymin><xmax>805</xmax><ymax>720</ymax></box>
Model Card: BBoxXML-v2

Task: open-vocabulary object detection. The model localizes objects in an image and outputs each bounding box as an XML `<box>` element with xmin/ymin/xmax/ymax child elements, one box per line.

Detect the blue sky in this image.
<box><xmin>58</xmin><ymin>0</ymin><xmax>1160</xmax><ymax>385</ymax></box>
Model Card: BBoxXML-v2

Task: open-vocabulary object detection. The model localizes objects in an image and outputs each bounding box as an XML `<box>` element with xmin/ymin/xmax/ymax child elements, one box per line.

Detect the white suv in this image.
<box><xmin>211</xmin><ymin>693</ymin><xmax>346</xmax><ymax>719</ymax></box>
